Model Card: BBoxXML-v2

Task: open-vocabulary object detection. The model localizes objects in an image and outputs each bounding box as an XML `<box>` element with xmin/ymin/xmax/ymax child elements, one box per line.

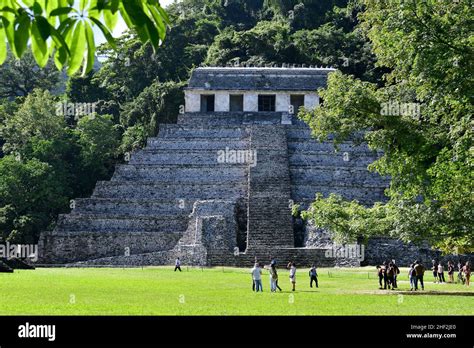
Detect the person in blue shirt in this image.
<box><xmin>309</xmin><ymin>265</ymin><xmax>318</xmax><ymax>288</ymax></box>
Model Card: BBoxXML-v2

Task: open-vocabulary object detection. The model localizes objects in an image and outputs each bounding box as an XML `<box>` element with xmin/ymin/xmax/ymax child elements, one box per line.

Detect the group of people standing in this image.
<box><xmin>251</xmin><ymin>260</ymin><xmax>319</xmax><ymax>292</ymax></box>
<box><xmin>377</xmin><ymin>259</ymin><xmax>471</xmax><ymax>291</ymax></box>
<box><xmin>431</xmin><ymin>259</ymin><xmax>471</xmax><ymax>286</ymax></box>
<box><xmin>376</xmin><ymin>260</ymin><xmax>401</xmax><ymax>290</ymax></box>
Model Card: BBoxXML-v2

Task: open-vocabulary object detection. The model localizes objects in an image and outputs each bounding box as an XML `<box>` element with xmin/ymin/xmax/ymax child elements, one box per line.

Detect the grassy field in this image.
<box><xmin>0</xmin><ymin>267</ymin><xmax>472</xmax><ymax>315</ymax></box>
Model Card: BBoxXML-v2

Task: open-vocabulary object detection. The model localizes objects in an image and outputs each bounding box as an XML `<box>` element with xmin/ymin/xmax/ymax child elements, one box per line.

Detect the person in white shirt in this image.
<box><xmin>437</xmin><ymin>263</ymin><xmax>445</xmax><ymax>283</ymax></box>
<box><xmin>287</xmin><ymin>262</ymin><xmax>296</xmax><ymax>291</ymax></box>
<box><xmin>174</xmin><ymin>257</ymin><xmax>182</xmax><ymax>272</ymax></box>
<box><xmin>251</xmin><ymin>263</ymin><xmax>263</xmax><ymax>292</ymax></box>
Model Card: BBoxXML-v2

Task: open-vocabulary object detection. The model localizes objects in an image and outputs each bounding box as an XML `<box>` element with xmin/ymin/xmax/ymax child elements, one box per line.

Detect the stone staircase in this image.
<box><xmin>39</xmin><ymin>111</ymin><xmax>388</xmax><ymax>267</ymax></box>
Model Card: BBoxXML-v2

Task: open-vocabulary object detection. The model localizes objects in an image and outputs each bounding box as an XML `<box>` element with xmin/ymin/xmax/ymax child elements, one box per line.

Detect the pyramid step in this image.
<box><xmin>158</xmin><ymin>124</ymin><xmax>249</xmax><ymax>139</ymax></box>
<box><xmin>177</xmin><ymin>113</ymin><xmax>243</xmax><ymax>125</ymax></box>
<box><xmin>92</xmin><ymin>182</ymin><xmax>247</xmax><ymax>199</ymax></box>
<box><xmin>72</xmin><ymin>198</ymin><xmax>194</xmax><ymax>216</ymax></box>
<box><xmin>56</xmin><ymin>214</ymin><xmax>188</xmax><ymax>232</ymax></box>
<box><xmin>289</xmin><ymin>152</ymin><xmax>378</xmax><ymax>167</ymax></box>
<box><xmin>129</xmin><ymin>149</ymin><xmax>256</xmax><ymax>165</ymax></box>
<box><xmin>290</xmin><ymin>168</ymin><xmax>388</xmax><ymax>186</ymax></box>
<box><xmin>146</xmin><ymin>138</ymin><xmax>249</xmax><ymax>150</ymax></box>
<box><xmin>112</xmin><ymin>164</ymin><xmax>247</xmax><ymax>182</ymax></box>
<box><xmin>288</xmin><ymin>140</ymin><xmax>378</xmax><ymax>154</ymax></box>
<box><xmin>292</xmin><ymin>185</ymin><xmax>387</xmax><ymax>202</ymax></box>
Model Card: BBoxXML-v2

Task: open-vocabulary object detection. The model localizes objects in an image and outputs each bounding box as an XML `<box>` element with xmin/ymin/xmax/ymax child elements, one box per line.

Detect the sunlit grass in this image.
<box><xmin>0</xmin><ymin>267</ymin><xmax>472</xmax><ymax>315</ymax></box>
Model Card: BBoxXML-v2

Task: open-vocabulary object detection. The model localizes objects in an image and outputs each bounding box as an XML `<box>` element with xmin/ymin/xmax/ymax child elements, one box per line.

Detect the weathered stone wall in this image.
<box><xmin>364</xmin><ymin>237</ymin><xmax>473</xmax><ymax>267</ymax></box>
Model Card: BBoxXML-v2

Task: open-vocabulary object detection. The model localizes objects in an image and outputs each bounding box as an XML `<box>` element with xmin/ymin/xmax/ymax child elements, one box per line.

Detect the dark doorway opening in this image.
<box><xmin>201</xmin><ymin>95</ymin><xmax>215</xmax><ymax>112</ymax></box>
<box><xmin>230</xmin><ymin>94</ymin><xmax>244</xmax><ymax>112</ymax></box>
<box><xmin>290</xmin><ymin>95</ymin><xmax>305</xmax><ymax>115</ymax></box>
<box><xmin>258</xmin><ymin>95</ymin><xmax>276</xmax><ymax>112</ymax></box>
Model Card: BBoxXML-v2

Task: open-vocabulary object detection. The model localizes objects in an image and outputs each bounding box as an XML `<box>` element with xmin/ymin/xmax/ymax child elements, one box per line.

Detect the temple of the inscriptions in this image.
<box><xmin>39</xmin><ymin>67</ymin><xmax>419</xmax><ymax>267</ymax></box>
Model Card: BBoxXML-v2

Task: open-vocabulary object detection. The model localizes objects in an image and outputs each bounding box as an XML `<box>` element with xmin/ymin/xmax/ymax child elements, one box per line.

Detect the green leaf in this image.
<box><xmin>89</xmin><ymin>17</ymin><xmax>116</xmax><ymax>49</ymax></box>
<box><xmin>57</xmin><ymin>0</ymin><xmax>71</xmax><ymax>22</ymax></box>
<box><xmin>66</xmin><ymin>21</ymin><xmax>86</xmax><ymax>75</ymax></box>
<box><xmin>79</xmin><ymin>0</ymin><xmax>89</xmax><ymax>11</ymax></box>
<box><xmin>156</xmin><ymin>5</ymin><xmax>170</xmax><ymax>24</ymax></box>
<box><xmin>46</xmin><ymin>0</ymin><xmax>59</xmax><ymax>25</ymax></box>
<box><xmin>103</xmin><ymin>9</ymin><xmax>118</xmax><ymax>30</ymax></box>
<box><xmin>0</xmin><ymin>26</ymin><xmax>6</xmax><ymax>64</ymax></box>
<box><xmin>148</xmin><ymin>6</ymin><xmax>166</xmax><ymax>41</ymax></box>
<box><xmin>54</xmin><ymin>45</ymin><xmax>68</xmax><ymax>70</ymax></box>
<box><xmin>35</xmin><ymin>16</ymin><xmax>51</xmax><ymax>41</ymax></box>
<box><xmin>83</xmin><ymin>22</ymin><xmax>95</xmax><ymax>75</ymax></box>
<box><xmin>13</xmin><ymin>13</ymin><xmax>31</xmax><ymax>57</ymax></box>
<box><xmin>31</xmin><ymin>21</ymin><xmax>49</xmax><ymax>67</ymax></box>
<box><xmin>32</xmin><ymin>2</ymin><xmax>42</xmax><ymax>16</ymax></box>
<box><xmin>49</xmin><ymin>7</ymin><xmax>73</xmax><ymax>16</ymax></box>
<box><xmin>1</xmin><ymin>12</ymin><xmax>16</xmax><ymax>57</ymax></box>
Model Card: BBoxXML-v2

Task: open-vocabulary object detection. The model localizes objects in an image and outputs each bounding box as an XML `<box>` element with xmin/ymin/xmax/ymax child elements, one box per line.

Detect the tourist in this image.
<box><xmin>462</xmin><ymin>261</ymin><xmax>471</xmax><ymax>287</ymax></box>
<box><xmin>376</xmin><ymin>265</ymin><xmax>384</xmax><ymax>289</ymax></box>
<box><xmin>414</xmin><ymin>260</ymin><xmax>425</xmax><ymax>290</ymax></box>
<box><xmin>174</xmin><ymin>257</ymin><xmax>182</xmax><ymax>272</ymax></box>
<box><xmin>382</xmin><ymin>261</ymin><xmax>389</xmax><ymax>289</ymax></box>
<box><xmin>288</xmin><ymin>262</ymin><xmax>296</xmax><ymax>291</ymax></box>
<box><xmin>457</xmin><ymin>260</ymin><xmax>465</xmax><ymax>284</ymax></box>
<box><xmin>271</xmin><ymin>261</ymin><xmax>282</xmax><ymax>292</ymax></box>
<box><xmin>408</xmin><ymin>264</ymin><xmax>417</xmax><ymax>291</ymax></box>
<box><xmin>437</xmin><ymin>263</ymin><xmax>445</xmax><ymax>283</ymax></box>
<box><xmin>386</xmin><ymin>261</ymin><xmax>395</xmax><ymax>290</ymax></box>
<box><xmin>431</xmin><ymin>259</ymin><xmax>438</xmax><ymax>283</ymax></box>
<box><xmin>447</xmin><ymin>260</ymin><xmax>455</xmax><ymax>283</ymax></box>
<box><xmin>266</xmin><ymin>262</ymin><xmax>279</xmax><ymax>292</ymax></box>
<box><xmin>251</xmin><ymin>263</ymin><xmax>263</xmax><ymax>292</ymax></box>
<box><xmin>392</xmin><ymin>259</ymin><xmax>400</xmax><ymax>289</ymax></box>
<box><xmin>309</xmin><ymin>265</ymin><xmax>318</xmax><ymax>288</ymax></box>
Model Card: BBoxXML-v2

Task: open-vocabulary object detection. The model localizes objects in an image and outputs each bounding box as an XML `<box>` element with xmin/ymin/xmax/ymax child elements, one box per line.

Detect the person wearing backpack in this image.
<box><xmin>409</xmin><ymin>264</ymin><xmax>417</xmax><ymax>291</ymax></box>
<box><xmin>414</xmin><ymin>260</ymin><xmax>425</xmax><ymax>290</ymax></box>
<box><xmin>309</xmin><ymin>265</ymin><xmax>318</xmax><ymax>288</ymax></box>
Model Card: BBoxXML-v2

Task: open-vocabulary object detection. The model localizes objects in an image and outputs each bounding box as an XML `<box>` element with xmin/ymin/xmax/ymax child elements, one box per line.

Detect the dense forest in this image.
<box><xmin>0</xmin><ymin>0</ymin><xmax>471</xmax><ymax>254</ymax></box>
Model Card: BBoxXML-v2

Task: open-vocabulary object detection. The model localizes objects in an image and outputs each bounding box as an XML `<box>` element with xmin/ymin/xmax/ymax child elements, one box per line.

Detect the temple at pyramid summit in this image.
<box><xmin>39</xmin><ymin>67</ymin><xmax>391</xmax><ymax>267</ymax></box>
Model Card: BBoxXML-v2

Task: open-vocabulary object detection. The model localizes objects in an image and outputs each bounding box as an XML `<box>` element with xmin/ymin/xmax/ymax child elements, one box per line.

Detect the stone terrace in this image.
<box><xmin>39</xmin><ymin>111</ymin><xmax>388</xmax><ymax>267</ymax></box>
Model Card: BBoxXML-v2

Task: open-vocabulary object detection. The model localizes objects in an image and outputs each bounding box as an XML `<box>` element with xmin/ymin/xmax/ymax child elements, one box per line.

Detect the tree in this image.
<box><xmin>0</xmin><ymin>48</ymin><xmax>61</xmax><ymax>98</ymax></box>
<box><xmin>0</xmin><ymin>89</ymin><xmax>66</xmax><ymax>155</ymax></box>
<box><xmin>298</xmin><ymin>1</ymin><xmax>473</xmax><ymax>254</ymax></box>
<box><xmin>205</xmin><ymin>20</ymin><xmax>295</xmax><ymax>66</ymax></box>
<box><xmin>75</xmin><ymin>113</ymin><xmax>121</xmax><ymax>184</ymax></box>
<box><xmin>120</xmin><ymin>80</ymin><xmax>185</xmax><ymax>147</ymax></box>
<box><xmin>0</xmin><ymin>156</ymin><xmax>69</xmax><ymax>243</ymax></box>
<box><xmin>0</xmin><ymin>0</ymin><xmax>169</xmax><ymax>76</ymax></box>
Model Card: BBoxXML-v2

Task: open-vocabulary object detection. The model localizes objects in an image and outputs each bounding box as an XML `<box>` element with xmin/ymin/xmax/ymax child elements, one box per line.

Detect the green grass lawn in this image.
<box><xmin>0</xmin><ymin>267</ymin><xmax>472</xmax><ymax>315</ymax></box>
